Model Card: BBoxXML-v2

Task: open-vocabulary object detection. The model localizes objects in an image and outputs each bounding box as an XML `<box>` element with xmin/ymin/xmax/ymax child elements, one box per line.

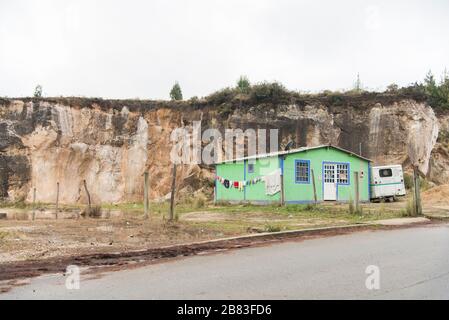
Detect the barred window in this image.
<box><xmin>295</xmin><ymin>160</ymin><xmax>310</xmax><ymax>183</ymax></box>
<box><xmin>337</xmin><ymin>163</ymin><xmax>349</xmax><ymax>184</ymax></box>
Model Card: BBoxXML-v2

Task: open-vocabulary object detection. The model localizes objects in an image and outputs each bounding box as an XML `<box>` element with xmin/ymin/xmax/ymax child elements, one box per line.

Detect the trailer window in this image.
<box><xmin>379</xmin><ymin>168</ymin><xmax>393</xmax><ymax>177</ymax></box>
<box><xmin>248</xmin><ymin>163</ymin><xmax>255</xmax><ymax>173</ymax></box>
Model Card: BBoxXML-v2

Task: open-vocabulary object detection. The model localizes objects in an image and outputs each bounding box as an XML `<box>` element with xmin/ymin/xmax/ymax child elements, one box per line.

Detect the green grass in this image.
<box><xmin>0</xmin><ymin>199</ymin><xmax>404</xmax><ymax>235</ymax></box>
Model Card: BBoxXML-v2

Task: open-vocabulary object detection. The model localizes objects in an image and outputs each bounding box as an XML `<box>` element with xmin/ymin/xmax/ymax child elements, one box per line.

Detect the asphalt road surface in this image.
<box><xmin>2</xmin><ymin>223</ymin><xmax>449</xmax><ymax>299</ymax></box>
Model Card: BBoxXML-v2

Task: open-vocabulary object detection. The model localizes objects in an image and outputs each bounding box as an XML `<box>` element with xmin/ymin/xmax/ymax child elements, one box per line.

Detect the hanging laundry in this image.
<box><xmin>224</xmin><ymin>179</ymin><xmax>230</xmax><ymax>189</ymax></box>
<box><xmin>263</xmin><ymin>169</ymin><xmax>281</xmax><ymax>195</ymax></box>
<box><xmin>233</xmin><ymin>181</ymin><xmax>239</xmax><ymax>188</ymax></box>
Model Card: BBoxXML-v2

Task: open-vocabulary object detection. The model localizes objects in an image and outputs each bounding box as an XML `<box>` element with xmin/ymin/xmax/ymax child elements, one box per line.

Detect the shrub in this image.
<box><xmin>265</xmin><ymin>224</ymin><xmax>281</xmax><ymax>233</ymax></box>
<box><xmin>205</xmin><ymin>87</ymin><xmax>237</xmax><ymax>106</ymax></box>
<box><xmin>249</xmin><ymin>81</ymin><xmax>291</xmax><ymax>104</ymax></box>
<box><xmin>404</xmin><ymin>173</ymin><xmax>431</xmax><ymax>191</ymax></box>
<box><xmin>404</xmin><ymin>173</ymin><xmax>413</xmax><ymax>190</ymax></box>
<box><xmin>403</xmin><ymin>197</ymin><xmax>416</xmax><ymax>217</ymax></box>
<box><xmin>0</xmin><ymin>231</ymin><xmax>8</xmax><ymax>241</ymax></box>
<box><xmin>189</xmin><ymin>96</ymin><xmax>199</xmax><ymax>104</ymax></box>
<box><xmin>304</xmin><ymin>203</ymin><xmax>316</xmax><ymax>211</ymax></box>
<box><xmin>84</xmin><ymin>205</ymin><xmax>102</xmax><ymax>218</ymax></box>
<box><xmin>386</xmin><ymin>83</ymin><xmax>399</xmax><ymax>93</ymax></box>
<box><xmin>193</xmin><ymin>197</ymin><xmax>205</xmax><ymax>209</ymax></box>
<box><xmin>328</xmin><ymin>94</ymin><xmax>345</xmax><ymax>106</ymax></box>
<box><xmin>348</xmin><ymin>198</ymin><xmax>355</xmax><ymax>215</ymax></box>
<box><xmin>217</xmin><ymin>103</ymin><xmax>234</xmax><ymax>117</ymax></box>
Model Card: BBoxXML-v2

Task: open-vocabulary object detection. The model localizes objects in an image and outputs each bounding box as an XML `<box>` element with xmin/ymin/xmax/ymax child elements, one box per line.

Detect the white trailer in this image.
<box><xmin>370</xmin><ymin>165</ymin><xmax>406</xmax><ymax>202</ymax></box>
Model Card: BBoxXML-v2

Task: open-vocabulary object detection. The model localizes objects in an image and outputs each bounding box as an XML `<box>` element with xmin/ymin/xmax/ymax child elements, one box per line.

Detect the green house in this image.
<box><xmin>214</xmin><ymin>145</ymin><xmax>372</xmax><ymax>204</ymax></box>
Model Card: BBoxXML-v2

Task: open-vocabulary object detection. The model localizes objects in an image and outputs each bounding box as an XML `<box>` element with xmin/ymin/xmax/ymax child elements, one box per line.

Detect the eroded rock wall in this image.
<box><xmin>0</xmin><ymin>97</ymin><xmax>445</xmax><ymax>204</ymax></box>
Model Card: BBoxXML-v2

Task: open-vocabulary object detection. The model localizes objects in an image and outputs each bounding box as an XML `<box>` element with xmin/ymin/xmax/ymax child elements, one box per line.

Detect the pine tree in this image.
<box><xmin>236</xmin><ymin>75</ymin><xmax>250</xmax><ymax>94</ymax></box>
<box><xmin>34</xmin><ymin>85</ymin><xmax>43</xmax><ymax>97</ymax></box>
<box><xmin>170</xmin><ymin>82</ymin><xmax>183</xmax><ymax>101</ymax></box>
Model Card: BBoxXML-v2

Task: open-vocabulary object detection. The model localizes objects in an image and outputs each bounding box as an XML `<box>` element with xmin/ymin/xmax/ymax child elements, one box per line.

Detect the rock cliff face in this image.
<box><xmin>0</xmin><ymin>95</ymin><xmax>445</xmax><ymax>204</ymax></box>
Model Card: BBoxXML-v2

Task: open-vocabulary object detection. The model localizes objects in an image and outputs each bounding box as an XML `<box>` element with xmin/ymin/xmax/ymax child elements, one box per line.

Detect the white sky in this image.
<box><xmin>0</xmin><ymin>0</ymin><xmax>448</xmax><ymax>99</ymax></box>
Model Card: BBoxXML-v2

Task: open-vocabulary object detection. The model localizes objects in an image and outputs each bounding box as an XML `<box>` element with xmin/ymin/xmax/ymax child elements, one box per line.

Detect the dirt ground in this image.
<box><xmin>422</xmin><ymin>184</ymin><xmax>449</xmax><ymax>204</ymax></box>
<box><xmin>0</xmin><ymin>192</ymin><xmax>447</xmax><ymax>266</ymax></box>
<box><xmin>0</xmin><ymin>213</ymin><xmax>233</xmax><ymax>264</ymax></box>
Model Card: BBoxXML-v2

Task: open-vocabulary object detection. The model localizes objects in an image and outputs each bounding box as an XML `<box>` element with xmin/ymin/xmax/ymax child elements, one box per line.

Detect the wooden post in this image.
<box><xmin>280</xmin><ymin>158</ymin><xmax>285</xmax><ymax>206</ymax></box>
<box><xmin>32</xmin><ymin>187</ymin><xmax>36</xmax><ymax>221</ymax></box>
<box><xmin>169</xmin><ymin>164</ymin><xmax>177</xmax><ymax>221</ymax></box>
<box><xmin>413</xmin><ymin>166</ymin><xmax>422</xmax><ymax>216</ymax></box>
<box><xmin>55</xmin><ymin>182</ymin><xmax>59</xmax><ymax>219</ymax></box>
<box><xmin>354</xmin><ymin>171</ymin><xmax>360</xmax><ymax>214</ymax></box>
<box><xmin>311</xmin><ymin>169</ymin><xmax>318</xmax><ymax>205</ymax></box>
<box><xmin>143</xmin><ymin>171</ymin><xmax>149</xmax><ymax>219</ymax></box>
<box><xmin>83</xmin><ymin>179</ymin><xmax>91</xmax><ymax>217</ymax></box>
<box><xmin>280</xmin><ymin>173</ymin><xmax>285</xmax><ymax>206</ymax></box>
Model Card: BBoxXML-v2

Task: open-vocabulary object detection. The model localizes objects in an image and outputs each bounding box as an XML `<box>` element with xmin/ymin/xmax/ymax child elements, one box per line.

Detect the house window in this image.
<box><xmin>248</xmin><ymin>163</ymin><xmax>255</xmax><ymax>173</ymax></box>
<box><xmin>337</xmin><ymin>163</ymin><xmax>349</xmax><ymax>184</ymax></box>
<box><xmin>379</xmin><ymin>168</ymin><xmax>392</xmax><ymax>178</ymax></box>
<box><xmin>295</xmin><ymin>160</ymin><xmax>310</xmax><ymax>183</ymax></box>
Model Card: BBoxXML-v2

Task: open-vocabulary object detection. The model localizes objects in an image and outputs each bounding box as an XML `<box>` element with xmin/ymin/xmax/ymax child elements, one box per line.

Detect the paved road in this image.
<box><xmin>2</xmin><ymin>224</ymin><xmax>449</xmax><ymax>299</ymax></box>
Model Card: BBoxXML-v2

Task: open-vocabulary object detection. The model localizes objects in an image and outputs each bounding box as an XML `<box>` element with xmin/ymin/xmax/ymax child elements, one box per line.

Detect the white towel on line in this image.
<box><xmin>263</xmin><ymin>168</ymin><xmax>282</xmax><ymax>195</ymax></box>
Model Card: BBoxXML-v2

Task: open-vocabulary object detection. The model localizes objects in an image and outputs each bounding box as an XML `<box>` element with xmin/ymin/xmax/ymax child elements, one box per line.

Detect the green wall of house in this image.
<box><xmin>215</xmin><ymin>161</ymin><xmax>245</xmax><ymax>202</ymax></box>
<box><xmin>282</xmin><ymin>147</ymin><xmax>370</xmax><ymax>203</ymax></box>
<box><xmin>245</xmin><ymin>156</ymin><xmax>281</xmax><ymax>203</ymax></box>
<box><xmin>215</xmin><ymin>147</ymin><xmax>370</xmax><ymax>204</ymax></box>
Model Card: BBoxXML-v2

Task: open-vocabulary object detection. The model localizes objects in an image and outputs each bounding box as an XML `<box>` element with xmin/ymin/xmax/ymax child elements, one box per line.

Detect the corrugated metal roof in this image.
<box><xmin>216</xmin><ymin>144</ymin><xmax>372</xmax><ymax>164</ymax></box>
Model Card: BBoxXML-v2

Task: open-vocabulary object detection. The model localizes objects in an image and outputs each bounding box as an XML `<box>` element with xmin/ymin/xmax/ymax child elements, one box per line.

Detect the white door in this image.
<box><xmin>323</xmin><ymin>163</ymin><xmax>337</xmax><ymax>201</ymax></box>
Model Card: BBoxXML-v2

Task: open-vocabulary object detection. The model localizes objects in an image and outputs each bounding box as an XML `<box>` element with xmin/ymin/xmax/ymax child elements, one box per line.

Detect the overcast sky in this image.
<box><xmin>0</xmin><ymin>0</ymin><xmax>448</xmax><ymax>99</ymax></box>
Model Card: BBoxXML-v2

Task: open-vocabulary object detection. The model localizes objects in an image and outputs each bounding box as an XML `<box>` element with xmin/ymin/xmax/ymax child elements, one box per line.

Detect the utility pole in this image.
<box><xmin>169</xmin><ymin>164</ymin><xmax>177</xmax><ymax>221</ymax></box>
<box><xmin>413</xmin><ymin>166</ymin><xmax>423</xmax><ymax>216</ymax></box>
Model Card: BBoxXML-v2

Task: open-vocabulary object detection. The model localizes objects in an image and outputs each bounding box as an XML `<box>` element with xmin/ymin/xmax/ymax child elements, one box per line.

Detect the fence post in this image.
<box><xmin>354</xmin><ymin>171</ymin><xmax>360</xmax><ymax>214</ymax></box>
<box><xmin>32</xmin><ymin>187</ymin><xmax>36</xmax><ymax>221</ymax></box>
<box><xmin>143</xmin><ymin>171</ymin><xmax>149</xmax><ymax>219</ymax></box>
<box><xmin>169</xmin><ymin>164</ymin><xmax>177</xmax><ymax>221</ymax></box>
<box><xmin>311</xmin><ymin>169</ymin><xmax>318</xmax><ymax>205</ymax></box>
<box><xmin>83</xmin><ymin>179</ymin><xmax>91</xmax><ymax>217</ymax></box>
<box><xmin>55</xmin><ymin>182</ymin><xmax>59</xmax><ymax>219</ymax></box>
<box><xmin>280</xmin><ymin>157</ymin><xmax>285</xmax><ymax>206</ymax></box>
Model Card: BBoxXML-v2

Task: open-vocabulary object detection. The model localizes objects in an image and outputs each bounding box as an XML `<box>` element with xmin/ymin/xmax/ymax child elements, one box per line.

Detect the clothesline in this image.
<box><xmin>215</xmin><ymin>175</ymin><xmax>263</xmax><ymax>191</ymax></box>
<box><xmin>215</xmin><ymin>169</ymin><xmax>282</xmax><ymax>195</ymax></box>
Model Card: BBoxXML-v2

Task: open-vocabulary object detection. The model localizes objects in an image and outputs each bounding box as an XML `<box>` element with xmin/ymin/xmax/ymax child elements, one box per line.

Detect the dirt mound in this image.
<box><xmin>421</xmin><ymin>184</ymin><xmax>449</xmax><ymax>204</ymax></box>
